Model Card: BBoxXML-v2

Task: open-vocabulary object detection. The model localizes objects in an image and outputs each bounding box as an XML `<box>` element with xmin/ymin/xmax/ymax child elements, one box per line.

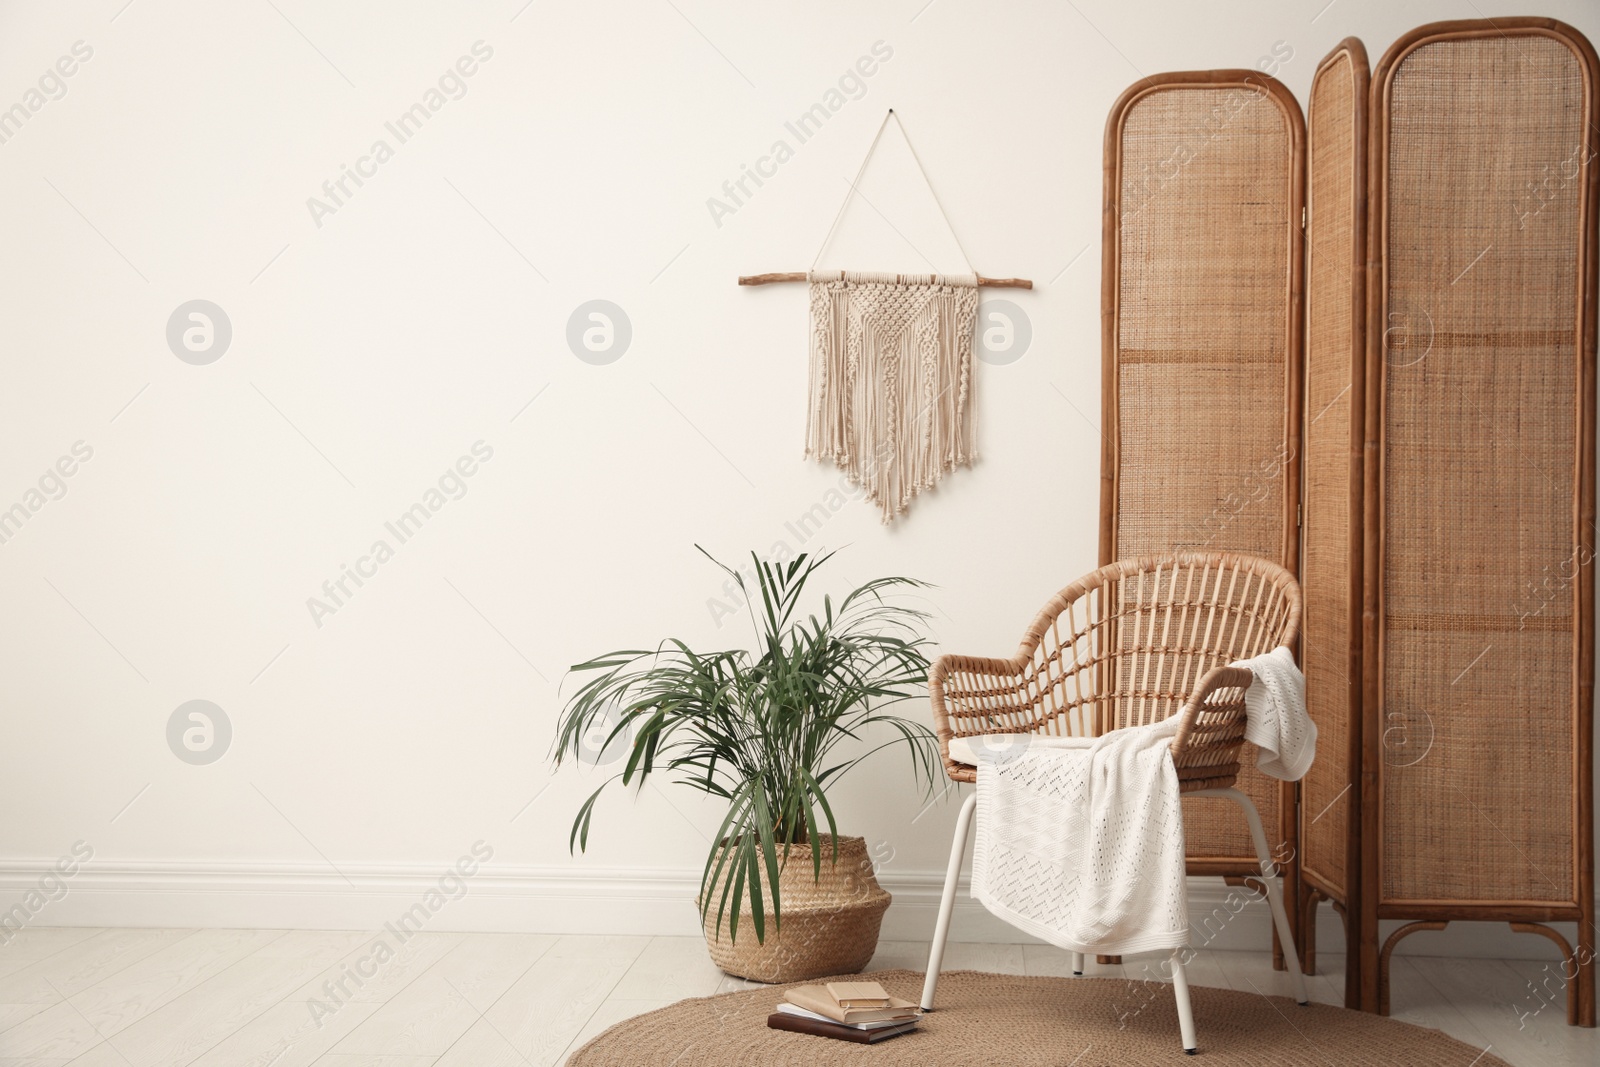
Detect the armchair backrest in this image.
<box><xmin>929</xmin><ymin>552</ymin><xmax>1300</xmax><ymax>783</ymax></box>
<box><xmin>1095</xmin><ymin>553</ymin><xmax>1300</xmax><ymax>733</ymax></box>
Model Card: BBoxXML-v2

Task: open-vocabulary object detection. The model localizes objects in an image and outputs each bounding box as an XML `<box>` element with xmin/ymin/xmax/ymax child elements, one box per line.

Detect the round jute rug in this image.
<box><xmin>567</xmin><ymin>969</ymin><xmax>1511</xmax><ymax>1065</ymax></box>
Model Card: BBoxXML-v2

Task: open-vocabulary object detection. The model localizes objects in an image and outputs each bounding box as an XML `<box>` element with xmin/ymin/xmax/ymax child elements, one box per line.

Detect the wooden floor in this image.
<box><xmin>0</xmin><ymin>928</ymin><xmax>1593</xmax><ymax>1065</ymax></box>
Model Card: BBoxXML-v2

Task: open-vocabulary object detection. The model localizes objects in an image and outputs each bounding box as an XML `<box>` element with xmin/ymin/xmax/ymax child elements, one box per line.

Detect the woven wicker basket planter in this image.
<box><xmin>699</xmin><ymin>835</ymin><xmax>890</xmax><ymax>984</ymax></box>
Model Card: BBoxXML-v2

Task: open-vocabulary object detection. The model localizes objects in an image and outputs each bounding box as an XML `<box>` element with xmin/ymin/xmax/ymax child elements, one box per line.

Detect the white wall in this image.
<box><xmin>1</xmin><ymin>0</ymin><xmax>1597</xmax><ymax>960</ymax></box>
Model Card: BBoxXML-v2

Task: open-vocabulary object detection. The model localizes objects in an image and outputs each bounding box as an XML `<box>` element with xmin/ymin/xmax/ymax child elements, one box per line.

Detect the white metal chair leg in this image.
<box><xmin>1071</xmin><ymin>951</ymin><xmax>1085</xmax><ymax>976</ymax></box>
<box><xmin>1202</xmin><ymin>786</ymin><xmax>1309</xmax><ymax>1005</ymax></box>
<box><xmin>921</xmin><ymin>791</ymin><xmax>977</xmax><ymax>1010</ymax></box>
<box><xmin>1170</xmin><ymin>947</ymin><xmax>1198</xmax><ymax>1054</ymax></box>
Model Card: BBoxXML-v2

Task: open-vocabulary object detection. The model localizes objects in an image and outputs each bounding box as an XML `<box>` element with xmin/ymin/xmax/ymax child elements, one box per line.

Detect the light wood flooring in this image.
<box><xmin>0</xmin><ymin>928</ymin><xmax>1593</xmax><ymax>1064</ymax></box>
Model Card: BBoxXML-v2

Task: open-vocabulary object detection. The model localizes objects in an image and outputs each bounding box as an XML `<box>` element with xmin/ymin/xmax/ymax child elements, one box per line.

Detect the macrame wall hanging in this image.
<box><xmin>740</xmin><ymin>110</ymin><xmax>1032</xmax><ymax>522</ymax></box>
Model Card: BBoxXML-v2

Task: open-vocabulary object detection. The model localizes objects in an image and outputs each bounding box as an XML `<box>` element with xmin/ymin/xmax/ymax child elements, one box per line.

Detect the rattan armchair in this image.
<box><xmin>919</xmin><ymin>552</ymin><xmax>1308</xmax><ymax>1053</ymax></box>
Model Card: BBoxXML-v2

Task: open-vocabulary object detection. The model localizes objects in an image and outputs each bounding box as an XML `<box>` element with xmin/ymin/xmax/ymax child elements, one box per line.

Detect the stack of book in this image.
<box><xmin>767</xmin><ymin>980</ymin><xmax>921</xmax><ymax>1044</ymax></box>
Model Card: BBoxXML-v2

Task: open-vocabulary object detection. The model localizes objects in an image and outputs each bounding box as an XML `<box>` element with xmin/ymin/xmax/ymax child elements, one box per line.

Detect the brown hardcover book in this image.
<box><xmin>784</xmin><ymin>984</ymin><xmax>919</xmax><ymax>1024</ymax></box>
<box><xmin>767</xmin><ymin>1013</ymin><xmax>917</xmax><ymax>1044</ymax></box>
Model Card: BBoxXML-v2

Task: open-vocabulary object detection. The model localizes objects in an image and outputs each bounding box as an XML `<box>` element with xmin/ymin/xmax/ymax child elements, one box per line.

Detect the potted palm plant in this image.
<box><xmin>553</xmin><ymin>549</ymin><xmax>940</xmax><ymax>982</ymax></box>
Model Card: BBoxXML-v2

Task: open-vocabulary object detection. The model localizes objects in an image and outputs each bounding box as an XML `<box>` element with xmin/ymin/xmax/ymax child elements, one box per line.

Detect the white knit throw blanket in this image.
<box><xmin>970</xmin><ymin>646</ymin><xmax>1315</xmax><ymax>955</ymax></box>
<box><xmin>1239</xmin><ymin>646</ymin><xmax>1316</xmax><ymax>780</ymax></box>
<box><xmin>805</xmin><ymin>271</ymin><xmax>978</xmax><ymax>522</ymax></box>
<box><xmin>971</xmin><ymin>720</ymin><xmax>1188</xmax><ymax>955</ymax></box>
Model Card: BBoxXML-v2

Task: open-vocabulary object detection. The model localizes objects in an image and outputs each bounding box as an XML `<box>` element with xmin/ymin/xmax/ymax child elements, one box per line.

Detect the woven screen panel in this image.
<box><xmin>1109</xmin><ymin>78</ymin><xmax>1299</xmax><ymax>862</ymax></box>
<box><xmin>1114</xmin><ymin>86</ymin><xmax>1293</xmax><ymax>563</ymax></box>
<box><xmin>1379</xmin><ymin>33</ymin><xmax>1585</xmax><ymax>905</ymax></box>
<box><xmin>1302</xmin><ymin>47</ymin><xmax>1363</xmax><ymax>899</ymax></box>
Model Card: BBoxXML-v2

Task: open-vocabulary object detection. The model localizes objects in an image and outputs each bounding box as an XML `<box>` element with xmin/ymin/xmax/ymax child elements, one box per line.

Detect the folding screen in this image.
<box><xmin>1360</xmin><ymin>18</ymin><xmax>1596</xmax><ymax>1023</ymax></box>
<box><xmin>1106</xmin><ymin>22</ymin><xmax>1597</xmax><ymax>1022</ymax></box>
<box><xmin>1298</xmin><ymin>38</ymin><xmax>1368</xmax><ymax>1008</ymax></box>
<box><xmin>1101</xmin><ymin>69</ymin><xmax>1305</xmax><ymax>959</ymax></box>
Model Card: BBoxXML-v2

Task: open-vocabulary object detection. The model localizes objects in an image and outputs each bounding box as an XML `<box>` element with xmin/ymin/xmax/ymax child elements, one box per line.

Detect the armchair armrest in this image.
<box><xmin>928</xmin><ymin>653</ymin><xmax>1038</xmax><ymax>781</ymax></box>
<box><xmin>929</xmin><ymin>653</ymin><xmax>1030</xmax><ymax>737</ymax></box>
<box><xmin>1169</xmin><ymin>665</ymin><xmax>1255</xmax><ymax>768</ymax></box>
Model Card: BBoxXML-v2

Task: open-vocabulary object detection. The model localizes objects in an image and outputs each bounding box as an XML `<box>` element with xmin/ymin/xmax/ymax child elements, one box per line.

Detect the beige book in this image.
<box><xmin>825</xmin><ymin>985</ymin><xmax>889</xmax><ymax>1011</ymax></box>
<box><xmin>784</xmin><ymin>984</ymin><xmax>919</xmax><ymax>1024</ymax></box>
<box><xmin>824</xmin><ymin>981</ymin><xmax>892</xmax><ymax>1008</ymax></box>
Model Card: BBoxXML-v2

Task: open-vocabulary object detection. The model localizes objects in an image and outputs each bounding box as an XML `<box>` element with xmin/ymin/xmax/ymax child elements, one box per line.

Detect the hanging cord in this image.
<box><xmin>809</xmin><ymin>108</ymin><xmax>977</xmax><ymax>276</ymax></box>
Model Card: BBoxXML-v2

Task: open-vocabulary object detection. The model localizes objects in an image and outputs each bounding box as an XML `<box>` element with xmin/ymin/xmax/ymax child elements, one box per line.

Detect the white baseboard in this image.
<box><xmin>0</xmin><ymin>859</ymin><xmax>1586</xmax><ymax>963</ymax></box>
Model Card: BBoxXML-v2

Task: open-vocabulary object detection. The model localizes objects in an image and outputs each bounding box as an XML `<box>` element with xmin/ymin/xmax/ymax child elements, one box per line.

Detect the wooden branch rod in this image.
<box><xmin>739</xmin><ymin>272</ymin><xmax>1032</xmax><ymax>289</ymax></box>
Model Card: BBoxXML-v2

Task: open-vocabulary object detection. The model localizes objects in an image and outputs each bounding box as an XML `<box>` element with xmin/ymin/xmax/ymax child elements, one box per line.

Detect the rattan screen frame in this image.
<box><xmin>1298</xmin><ymin>37</ymin><xmax>1369</xmax><ymax>1010</ymax></box>
<box><xmin>1362</xmin><ymin>17</ymin><xmax>1598</xmax><ymax>1024</ymax></box>
<box><xmin>1101</xmin><ymin>69</ymin><xmax>1306</xmax><ymax>965</ymax></box>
